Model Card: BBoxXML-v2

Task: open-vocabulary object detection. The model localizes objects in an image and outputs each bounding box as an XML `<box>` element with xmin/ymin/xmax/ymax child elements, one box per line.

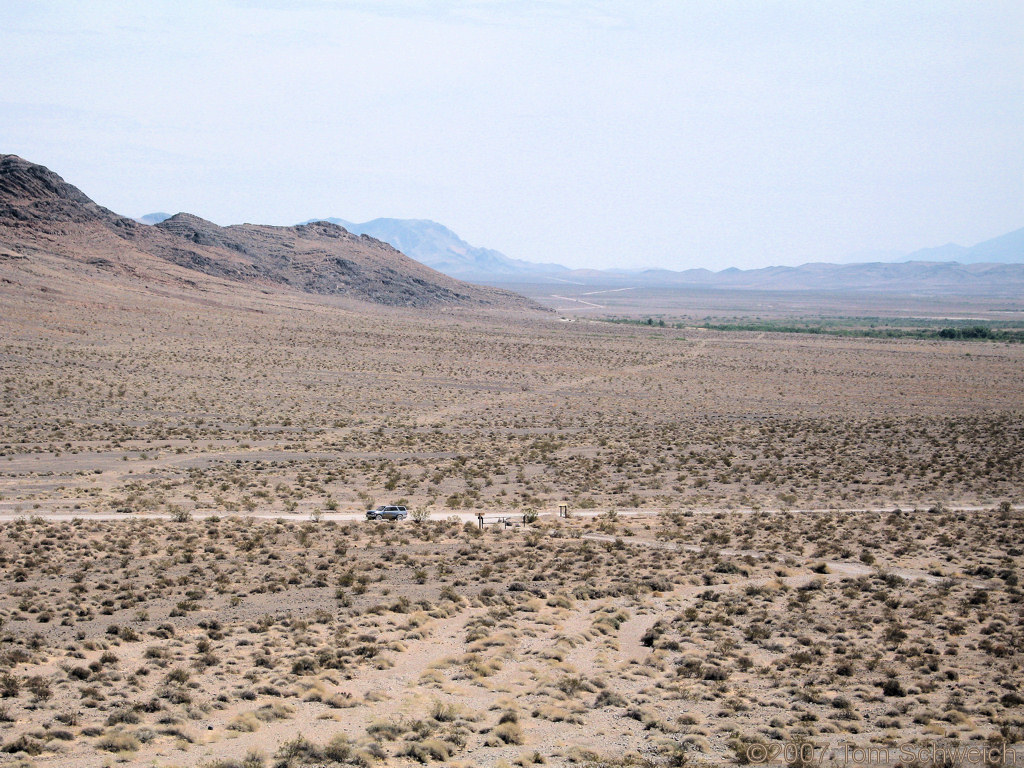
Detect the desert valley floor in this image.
<box><xmin>0</xmin><ymin>256</ymin><xmax>1022</xmax><ymax>766</ymax></box>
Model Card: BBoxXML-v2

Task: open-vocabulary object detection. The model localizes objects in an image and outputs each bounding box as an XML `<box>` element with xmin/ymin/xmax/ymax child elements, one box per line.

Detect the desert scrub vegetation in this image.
<box><xmin>0</xmin><ymin>503</ymin><xmax>1020</xmax><ymax>763</ymax></box>
<box><xmin>2</xmin><ymin>215</ymin><xmax>1023</xmax><ymax>765</ymax></box>
<box><xmin>0</xmin><ymin>513</ymin><xmax>692</xmax><ymax>762</ymax></box>
<box><xmin>2</xmin><ymin>286</ymin><xmax>1023</xmax><ymax>517</ymax></box>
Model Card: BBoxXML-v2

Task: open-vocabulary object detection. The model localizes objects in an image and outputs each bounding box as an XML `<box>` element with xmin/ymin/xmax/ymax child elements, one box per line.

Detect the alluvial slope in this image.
<box><xmin>0</xmin><ymin>154</ymin><xmax>538</xmax><ymax>309</ymax></box>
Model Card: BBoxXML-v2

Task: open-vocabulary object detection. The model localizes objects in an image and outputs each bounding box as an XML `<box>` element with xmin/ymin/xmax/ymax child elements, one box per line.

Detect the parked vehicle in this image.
<box><xmin>365</xmin><ymin>504</ymin><xmax>407</xmax><ymax>521</ymax></box>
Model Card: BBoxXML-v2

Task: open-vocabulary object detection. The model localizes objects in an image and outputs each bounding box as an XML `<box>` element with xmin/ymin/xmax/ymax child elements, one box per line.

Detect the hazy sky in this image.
<box><xmin>2</xmin><ymin>1</ymin><xmax>1022</xmax><ymax>270</ymax></box>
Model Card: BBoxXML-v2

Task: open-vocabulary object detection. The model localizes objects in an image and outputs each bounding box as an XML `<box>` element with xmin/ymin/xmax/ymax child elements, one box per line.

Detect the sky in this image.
<box><xmin>1</xmin><ymin>1</ymin><xmax>1022</xmax><ymax>270</ymax></box>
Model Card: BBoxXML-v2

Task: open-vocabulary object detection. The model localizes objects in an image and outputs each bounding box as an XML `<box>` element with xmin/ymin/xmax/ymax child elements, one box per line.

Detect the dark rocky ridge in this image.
<box><xmin>151</xmin><ymin>214</ymin><xmax>506</xmax><ymax>307</ymax></box>
<box><xmin>0</xmin><ymin>154</ymin><xmax>108</xmax><ymax>226</ymax></box>
<box><xmin>0</xmin><ymin>154</ymin><xmax>538</xmax><ymax>309</ymax></box>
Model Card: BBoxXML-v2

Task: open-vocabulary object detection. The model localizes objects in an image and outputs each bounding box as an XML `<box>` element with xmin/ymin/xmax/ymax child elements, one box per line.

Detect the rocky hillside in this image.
<box><xmin>152</xmin><ymin>214</ymin><xmax>522</xmax><ymax>307</ymax></box>
<box><xmin>0</xmin><ymin>155</ymin><xmax>537</xmax><ymax>309</ymax></box>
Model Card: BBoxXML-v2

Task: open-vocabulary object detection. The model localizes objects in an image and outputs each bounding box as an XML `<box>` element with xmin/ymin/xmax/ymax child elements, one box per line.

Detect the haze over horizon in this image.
<box><xmin>2</xmin><ymin>1</ymin><xmax>1022</xmax><ymax>271</ymax></box>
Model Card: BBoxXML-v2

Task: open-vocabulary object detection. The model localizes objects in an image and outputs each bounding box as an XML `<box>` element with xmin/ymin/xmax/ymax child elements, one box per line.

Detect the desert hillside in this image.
<box><xmin>0</xmin><ymin>155</ymin><xmax>536</xmax><ymax>310</ymax></box>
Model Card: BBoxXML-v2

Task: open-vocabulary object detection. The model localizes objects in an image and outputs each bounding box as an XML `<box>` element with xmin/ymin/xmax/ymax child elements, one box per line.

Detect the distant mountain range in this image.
<box><xmin>897</xmin><ymin>227</ymin><xmax>1024</xmax><ymax>265</ymax></box>
<box><xmin>136</xmin><ymin>211</ymin><xmax>172</xmax><ymax>226</ymax></box>
<box><xmin>594</xmin><ymin>260</ymin><xmax>1024</xmax><ymax>296</ymax></box>
<box><xmin>286</xmin><ymin>216</ymin><xmax>1024</xmax><ymax>296</ymax></box>
<box><xmin>301</xmin><ymin>217</ymin><xmax>570</xmax><ymax>281</ymax></box>
<box><xmin>14</xmin><ymin>151</ymin><xmax>1019</xmax><ymax>311</ymax></box>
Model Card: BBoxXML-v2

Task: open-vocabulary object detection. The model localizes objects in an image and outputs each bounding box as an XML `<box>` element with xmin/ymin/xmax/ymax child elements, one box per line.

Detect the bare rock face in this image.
<box><xmin>0</xmin><ymin>154</ymin><xmax>538</xmax><ymax>310</ymax></box>
<box><xmin>0</xmin><ymin>155</ymin><xmax>96</xmax><ymax>223</ymax></box>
